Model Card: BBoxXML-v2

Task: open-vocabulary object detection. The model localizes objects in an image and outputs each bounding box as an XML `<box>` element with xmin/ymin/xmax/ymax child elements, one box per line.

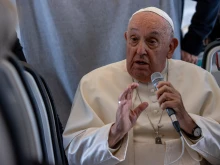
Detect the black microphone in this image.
<box><xmin>151</xmin><ymin>72</ymin><xmax>181</xmax><ymax>134</ymax></box>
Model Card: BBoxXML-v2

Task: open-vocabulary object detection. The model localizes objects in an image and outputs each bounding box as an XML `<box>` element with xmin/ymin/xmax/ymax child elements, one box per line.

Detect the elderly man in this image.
<box><xmin>63</xmin><ymin>7</ymin><xmax>220</xmax><ymax>165</ymax></box>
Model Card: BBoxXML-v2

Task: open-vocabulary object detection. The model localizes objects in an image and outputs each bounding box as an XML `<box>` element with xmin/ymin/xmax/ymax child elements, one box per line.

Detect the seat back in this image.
<box><xmin>0</xmin><ymin>54</ymin><xmax>45</xmax><ymax>164</ymax></box>
<box><xmin>23</xmin><ymin>63</ymin><xmax>68</xmax><ymax>165</ymax></box>
<box><xmin>0</xmin><ymin>109</ymin><xmax>17</xmax><ymax>165</ymax></box>
<box><xmin>24</xmin><ymin>70</ymin><xmax>55</xmax><ymax>164</ymax></box>
<box><xmin>40</xmin><ymin>76</ymin><xmax>68</xmax><ymax>165</ymax></box>
<box><xmin>202</xmin><ymin>39</ymin><xmax>220</xmax><ymax>86</ymax></box>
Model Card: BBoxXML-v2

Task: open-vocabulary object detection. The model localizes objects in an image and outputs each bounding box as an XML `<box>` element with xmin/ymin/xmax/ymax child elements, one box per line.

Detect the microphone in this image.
<box><xmin>151</xmin><ymin>72</ymin><xmax>181</xmax><ymax>134</ymax></box>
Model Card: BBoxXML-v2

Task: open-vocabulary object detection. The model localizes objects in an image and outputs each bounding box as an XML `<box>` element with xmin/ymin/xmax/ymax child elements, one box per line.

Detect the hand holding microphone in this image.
<box><xmin>151</xmin><ymin>72</ymin><xmax>194</xmax><ymax>134</ymax></box>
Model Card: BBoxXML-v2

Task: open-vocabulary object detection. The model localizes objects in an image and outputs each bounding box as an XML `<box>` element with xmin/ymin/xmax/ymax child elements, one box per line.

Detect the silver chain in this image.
<box><xmin>133</xmin><ymin>59</ymin><xmax>169</xmax><ymax>137</ymax></box>
<box><xmin>136</xmin><ymin>89</ymin><xmax>164</xmax><ymax>135</ymax></box>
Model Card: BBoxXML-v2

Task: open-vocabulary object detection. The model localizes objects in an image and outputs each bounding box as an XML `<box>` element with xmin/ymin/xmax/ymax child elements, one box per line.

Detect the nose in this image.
<box><xmin>136</xmin><ymin>41</ymin><xmax>147</xmax><ymax>56</ymax></box>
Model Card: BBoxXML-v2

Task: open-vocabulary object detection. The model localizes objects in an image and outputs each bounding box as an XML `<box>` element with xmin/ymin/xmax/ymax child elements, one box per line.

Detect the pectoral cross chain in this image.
<box><xmin>155</xmin><ymin>132</ymin><xmax>162</xmax><ymax>144</ymax></box>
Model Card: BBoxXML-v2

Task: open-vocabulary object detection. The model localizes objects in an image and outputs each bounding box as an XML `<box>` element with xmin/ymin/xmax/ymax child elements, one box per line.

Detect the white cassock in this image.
<box><xmin>63</xmin><ymin>59</ymin><xmax>220</xmax><ymax>165</ymax></box>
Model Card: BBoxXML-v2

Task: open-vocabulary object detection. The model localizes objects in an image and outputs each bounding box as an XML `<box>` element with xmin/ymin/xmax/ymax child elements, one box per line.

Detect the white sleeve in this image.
<box><xmin>182</xmin><ymin>72</ymin><xmax>220</xmax><ymax>165</ymax></box>
<box><xmin>63</xmin><ymin>77</ymin><xmax>129</xmax><ymax>165</ymax></box>
<box><xmin>66</xmin><ymin>123</ymin><xmax>128</xmax><ymax>165</ymax></box>
<box><xmin>183</xmin><ymin>113</ymin><xmax>220</xmax><ymax>165</ymax></box>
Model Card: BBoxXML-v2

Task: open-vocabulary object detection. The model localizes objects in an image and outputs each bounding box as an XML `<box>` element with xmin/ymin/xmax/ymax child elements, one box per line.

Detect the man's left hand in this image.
<box><xmin>156</xmin><ymin>81</ymin><xmax>197</xmax><ymax>134</ymax></box>
<box><xmin>181</xmin><ymin>50</ymin><xmax>198</xmax><ymax>64</ymax></box>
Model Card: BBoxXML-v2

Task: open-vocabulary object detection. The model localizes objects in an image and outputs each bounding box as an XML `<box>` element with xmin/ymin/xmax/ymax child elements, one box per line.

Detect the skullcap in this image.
<box><xmin>130</xmin><ymin>7</ymin><xmax>174</xmax><ymax>31</ymax></box>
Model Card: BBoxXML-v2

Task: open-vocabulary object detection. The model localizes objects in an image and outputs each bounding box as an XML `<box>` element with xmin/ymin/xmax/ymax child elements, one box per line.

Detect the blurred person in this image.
<box><xmin>63</xmin><ymin>7</ymin><xmax>220</xmax><ymax>165</ymax></box>
<box><xmin>204</xmin><ymin>9</ymin><xmax>220</xmax><ymax>45</ymax></box>
<box><xmin>181</xmin><ymin>0</ymin><xmax>220</xmax><ymax>64</ymax></box>
<box><xmin>0</xmin><ymin>0</ymin><xmax>26</xmax><ymax>61</ymax></box>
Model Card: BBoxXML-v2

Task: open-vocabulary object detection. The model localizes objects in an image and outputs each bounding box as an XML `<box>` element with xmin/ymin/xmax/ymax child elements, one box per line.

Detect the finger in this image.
<box><xmin>181</xmin><ymin>55</ymin><xmax>188</xmax><ymax>62</ymax></box>
<box><xmin>187</xmin><ymin>55</ymin><xmax>192</xmax><ymax>62</ymax></box>
<box><xmin>195</xmin><ymin>58</ymin><xmax>198</xmax><ymax>64</ymax></box>
<box><xmin>117</xmin><ymin>100</ymin><xmax>131</xmax><ymax>116</ymax></box>
<box><xmin>188</xmin><ymin>54</ymin><xmax>193</xmax><ymax>63</ymax></box>
<box><xmin>126</xmin><ymin>88</ymin><xmax>133</xmax><ymax>101</ymax></box>
<box><xmin>118</xmin><ymin>87</ymin><xmax>131</xmax><ymax>101</ymax></box>
<box><xmin>156</xmin><ymin>86</ymin><xmax>174</xmax><ymax>100</ymax></box>
<box><xmin>157</xmin><ymin>92</ymin><xmax>177</xmax><ymax>107</ymax></box>
<box><xmin>192</xmin><ymin>56</ymin><xmax>198</xmax><ymax>64</ymax></box>
<box><xmin>184</xmin><ymin>53</ymin><xmax>191</xmax><ymax>62</ymax></box>
<box><xmin>156</xmin><ymin>82</ymin><xmax>172</xmax><ymax>98</ymax></box>
<box><xmin>156</xmin><ymin>82</ymin><xmax>175</xmax><ymax>94</ymax></box>
<box><xmin>181</xmin><ymin>51</ymin><xmax>194</xmax><ymax>63</ymax></box>
<box><xmin>130</xmin><ymin>82</ymin><xmax>139</xmax><ymax>89</ymax></box>
<box><xmin>130</xmin><ymin>102</ymin><xmax>148</xmax><ymax>123</ymax></box>
<box><xmin>118</xmin><ymin>83</ymin><xmax>139</xmax><ymax>101</ymax></box>
<box><xmin>193</xmin><ymin>59</ymin><xmax>197</xmax><ymax>64</ymax></box>
<box><xmin>157</xmin><ymin>81</ymin><xmax>174</xmax><ymax>89</ymax></box>
<box><xmin>194</xmin><ymin>57</ymin><xmax>198</xmax><ymax>64</ymax></box>
<box><xmin>118</xmin><ymin>100</ymin><xmax>127</xmax><ymax>108</ymax></box>
<box><xmin>160</xmin><ymin>100</ymin><xmax>178</xmax><ymax>111</ymax></box>
<box><xmin>127</xmin><ymin>83</ymin><xmax>139</xmax><ymax>100</ymax></box>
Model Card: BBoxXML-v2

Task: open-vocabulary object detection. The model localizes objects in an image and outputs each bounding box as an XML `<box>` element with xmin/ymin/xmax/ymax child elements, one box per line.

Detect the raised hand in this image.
<box><xmin>108</xmin><ymin>83</ymin><xmax>148</xmax><ymax>148</ymax></box>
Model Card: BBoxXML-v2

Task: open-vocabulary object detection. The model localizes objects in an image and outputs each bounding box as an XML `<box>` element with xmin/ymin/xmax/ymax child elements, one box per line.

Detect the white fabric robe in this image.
<box><xmin>63</xmin><ymin>59</ymin><xmax>220</xmax><ymax>165</ymax></box>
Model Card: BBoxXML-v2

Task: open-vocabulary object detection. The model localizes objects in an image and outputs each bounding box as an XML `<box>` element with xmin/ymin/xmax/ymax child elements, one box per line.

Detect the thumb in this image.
<box><xmin>130</xmin><ymin>102</ymin><xmax>148</xmax><ymax>123</ymax></box>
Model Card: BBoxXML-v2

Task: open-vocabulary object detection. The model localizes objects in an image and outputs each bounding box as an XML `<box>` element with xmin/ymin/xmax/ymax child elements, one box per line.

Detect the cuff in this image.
<box><xmin>107</xmin><ymin>123</ymin><xmax>129</xmax><ymax>161</ymax></box>
<box><xmin>109</xmin><ymin>140</ymin><xmax>123</xmax><ymax>154</ymax></box>
<box><xmin>181</xmin><ymin>130</ymin><xmax>203</xmax><ymax>144</ymax></box>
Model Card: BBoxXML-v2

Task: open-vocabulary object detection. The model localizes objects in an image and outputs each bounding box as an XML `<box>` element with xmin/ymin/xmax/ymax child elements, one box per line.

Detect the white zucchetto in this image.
<box><xmin>130</xmin><ymin>7</ymin><xmax>174</xmax><ymax>31</ymax></box>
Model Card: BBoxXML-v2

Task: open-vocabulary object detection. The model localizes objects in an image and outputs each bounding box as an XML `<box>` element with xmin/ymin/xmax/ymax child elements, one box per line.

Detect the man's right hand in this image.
<box><xmin>108</xmin><ymin>83</ymin><xmax>148</xmax><ymax>148</ymax></box>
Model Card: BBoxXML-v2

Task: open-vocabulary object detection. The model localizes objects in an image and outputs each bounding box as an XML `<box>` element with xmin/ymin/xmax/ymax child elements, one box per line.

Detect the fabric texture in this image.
<box><xmin>15</xmin><ymin>0</ymin><xmax>183</xmax><ymax>125</ymax></box>
<box><xmin>63</xmin><ymin>59</ymin><xmax>220</xmax><ymax>165</ymax></box>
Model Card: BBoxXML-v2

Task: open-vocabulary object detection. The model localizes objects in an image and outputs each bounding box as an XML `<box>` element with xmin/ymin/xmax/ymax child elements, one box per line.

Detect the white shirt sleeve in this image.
<box><xmin>108</xmin><ymin>140</ymin><xmax>123</xmax><ymax>154</ymax></box>
<box><xmin>65</xmin><ymin>123</ymin><xmax>128</xmax><ymax>165</ymax></box>
<box><xmin>184</xmin><ymin>113</ymin><xmax>220</xmax><ymax>164</ymax></box>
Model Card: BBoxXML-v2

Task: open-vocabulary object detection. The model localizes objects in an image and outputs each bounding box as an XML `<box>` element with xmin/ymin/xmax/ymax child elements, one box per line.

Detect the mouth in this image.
<box><xmin>135</xmin><ymin>60</ymin><xmax>148</xmax><ymax>65</ymax></box>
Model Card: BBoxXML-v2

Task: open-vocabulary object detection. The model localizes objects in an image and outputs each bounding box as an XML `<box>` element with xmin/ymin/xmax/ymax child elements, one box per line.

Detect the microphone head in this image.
<box><xmin>151</xmin><ymin>72</ymin><xmax>164</xmax><ymax>87</ymax></box>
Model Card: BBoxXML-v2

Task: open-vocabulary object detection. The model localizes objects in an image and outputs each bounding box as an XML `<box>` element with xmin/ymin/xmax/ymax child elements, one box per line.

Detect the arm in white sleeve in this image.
<box><xmin>182</xmin><ymin>73</ymin><xmax>220</xmax><ymax>165</ymax></box>
<box><xmin>66</xmin><ymin>124</ymin><xmax>128</xmax><ymax>165</ymax></box>
<box><xmin>183</xmin><ymin>114</ymin><xmax>220</xmax><ymax>165</ymax></box>
<box><xmin>63</xmin><ymin>75</ymin><xmax>129</xmax><ymax>165</ymax></box>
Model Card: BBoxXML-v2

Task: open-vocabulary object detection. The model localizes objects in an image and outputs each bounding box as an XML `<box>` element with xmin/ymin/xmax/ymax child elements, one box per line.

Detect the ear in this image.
<box><xmin>124</xmin><ymin>31</ymin><xmax>128</xmax><ymax>41</ymax></box>
<box><xmin>167</xmin><ymin>38</ymin><xmax>178</xmax><ymax>59</ymax></box>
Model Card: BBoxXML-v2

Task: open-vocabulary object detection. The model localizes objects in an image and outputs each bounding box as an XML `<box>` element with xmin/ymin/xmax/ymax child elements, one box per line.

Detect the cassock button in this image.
<box><xmin>153</xmin><ymin>109</ymin><xmax>159</xmax><ymax>114</ymax></box>
<box><xmin>150</xmin><ymin>95</ymin><xmax>157</xmax><ymax>103</ymax></box>
<box><xmin>150</xmin><ymin>88</ymin><xmax>155</xmax><ymax>93</ymax></box>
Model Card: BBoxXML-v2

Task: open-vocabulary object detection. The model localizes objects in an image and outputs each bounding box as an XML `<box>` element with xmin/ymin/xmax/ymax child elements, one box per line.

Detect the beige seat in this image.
<box><xmin>202</xmin><ymin>39</ymin><xmax>220</xmax><ymax>87</ymax></box>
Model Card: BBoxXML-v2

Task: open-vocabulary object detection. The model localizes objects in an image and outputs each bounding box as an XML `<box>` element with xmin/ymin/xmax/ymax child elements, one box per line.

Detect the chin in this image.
<box><xmin>132</xmin><ymin>72</ymin><xmax>151</xmax><ymax>83</ymax></box>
